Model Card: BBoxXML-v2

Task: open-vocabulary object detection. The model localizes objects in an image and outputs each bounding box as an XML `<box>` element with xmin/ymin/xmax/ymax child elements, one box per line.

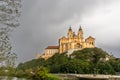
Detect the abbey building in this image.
<box><xmin>59</xmin><ymin>26</ymin><xmax>95</xmax><ymax>54</ymax></box>
<box><xmin>39</xmin><ymin>26</ymin><xmax>95</xmax><ymax>60</ymax></box>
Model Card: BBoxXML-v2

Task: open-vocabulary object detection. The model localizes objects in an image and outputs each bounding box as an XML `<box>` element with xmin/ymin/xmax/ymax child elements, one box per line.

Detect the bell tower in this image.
<box><xmin>78</xmin><ymin>26</ymin><xmax>84</xmax><ymax>44</ymax></box>
<box><xmin>68</xmin><ymin>26</ymin><xmax>73</xmax><ymax>38</ymax></box>
<box><xmin>78</xmin><ymin>26</ymin><xmax>84</xmax><ymax>38</ymax></box>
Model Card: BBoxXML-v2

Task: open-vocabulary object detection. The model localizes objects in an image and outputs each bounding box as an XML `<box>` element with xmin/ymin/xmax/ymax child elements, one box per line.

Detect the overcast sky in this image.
<box><xmin>10</xmin><ymin>0</ymin><xmax>120</xmax><ymax>64</ymax></box>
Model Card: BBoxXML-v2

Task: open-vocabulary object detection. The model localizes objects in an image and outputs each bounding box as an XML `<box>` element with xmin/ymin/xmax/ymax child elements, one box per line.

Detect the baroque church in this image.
<box><xmin>59</xmin><ymin>26</ymin><xmax>95</xmax><ymax>54</ymax></box>
<box><xmin>37</xmin><ymin>26</ymin><xmax>95</xmax><ymax>60</ymax></box>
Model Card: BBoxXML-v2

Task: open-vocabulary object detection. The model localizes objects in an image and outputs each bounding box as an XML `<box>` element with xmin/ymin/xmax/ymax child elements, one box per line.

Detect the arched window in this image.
<box><xmin>92</xmin><ymin>42</ymin><xmax>94</xmax><ymax>45</ymax></box>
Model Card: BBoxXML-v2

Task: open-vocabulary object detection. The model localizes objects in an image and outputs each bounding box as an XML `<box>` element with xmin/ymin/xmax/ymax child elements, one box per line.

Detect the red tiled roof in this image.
<box><xmin>46</xmin><ymin>46</ymin><xmax>59</xmax><ymax>49</ymax></box>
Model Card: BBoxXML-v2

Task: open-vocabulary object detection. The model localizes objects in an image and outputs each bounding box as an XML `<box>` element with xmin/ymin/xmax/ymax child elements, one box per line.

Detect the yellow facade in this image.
<box><xmin>42</xmin><ymin>46</ymin><xmax>59</xmax><ymax>60</ymax></box>
<box><xmin>59</xmin><ymin>26</ymin><xmax>95</xmax><ymax>54</ymax></box>
<box><xmin>40</xmin><ymin>26</ymin><xmax>95</xmax><ymax>60</ymax></box>
<box><xmin>36</xmin><ymin>53</ymin><xmax>41</xmax><ymax>59</ymax></box>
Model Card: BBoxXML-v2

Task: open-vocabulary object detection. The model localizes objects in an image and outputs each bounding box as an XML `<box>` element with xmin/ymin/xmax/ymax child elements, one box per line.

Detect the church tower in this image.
<box><xmin>78</xmin><ymin>26</ymin><xmax>84</xmax><ymax>42</ymax></box>
<box><xmin>41</xmin><ymin>25</ymin><xmax>95</xmax><ymax>60</ymax></box>
<box><xmin>68</xmin><ymin>26</ymin><xmax>73</xmax><ymax>39</ymax></box>
<box><xmin>59</xmin><ymin>25</ymin><xmax>95</xmax><ymax>54</ymax></box>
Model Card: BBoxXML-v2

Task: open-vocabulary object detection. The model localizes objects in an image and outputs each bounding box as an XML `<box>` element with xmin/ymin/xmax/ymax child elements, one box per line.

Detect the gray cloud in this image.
<box><xmin>10</xmin><ymin>0</ymin><xmax>120</xmax><ymax>64</ymax></box>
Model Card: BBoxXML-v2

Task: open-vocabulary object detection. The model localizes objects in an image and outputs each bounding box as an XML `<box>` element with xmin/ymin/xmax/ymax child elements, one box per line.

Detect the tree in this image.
<box><xmin>109</xmin><ymin>59</ymin><xmax>120</xmax><ymax>72</ymax></box>
<box><xmin>0</xmin><ymin>0</ymin><xmax>21</xmax><ymax>67</ymax></box>
<box><xmin>60</xmin><ymin>59</ymin><xmax>90</xmax><ymax>74</ymax></box>
<box><xmin>30</xmin><ymin>67</ymin><xmax>59</xmax><ymax>80</ymax></box>
<box><xmin>96</xmin><ymin>62</ymin><xmax>115</xmax><ymax>74</ymax></box>
<box><xmin>17</xmin><ymin>47</ymin><xmax>116</xmax><ymax>74</ymax></box>
<box><xmin>5</xmin><ymin>53</ymin><xmax>17</xmax><ymax>67</ymax></box>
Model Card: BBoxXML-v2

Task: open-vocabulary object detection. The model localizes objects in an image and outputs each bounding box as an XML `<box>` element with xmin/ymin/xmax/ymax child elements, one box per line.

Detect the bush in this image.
<box><xmin>46</xmin><ymin>74</ymin><xmax>59</xmax><ymax>80</ymax></box>
<box><xmin>30</xmin><ymin>67</ymin><xmax>59</xmax><ymax>80</ymax></box>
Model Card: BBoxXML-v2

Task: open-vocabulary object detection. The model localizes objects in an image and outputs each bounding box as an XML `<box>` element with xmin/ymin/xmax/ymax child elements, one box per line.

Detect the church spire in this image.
<box><xmin>79</xmin><ymin>26</ymin><xmax>82</xmax><ymax>31</ymax></box>
<box><xmin>78</xmin><ymin>25</ymin><xmax>83</xmax><ymax>34</ymax></box>
<box><xmin>68</xmin><ymin>25</ymin><xmax>73</xmax><ymax>38</ymax></box>
<box><xmin>69</xmin><ymin>25</ymin><xmax>72</xmax><ymax>31</ymax></box>
<box><xmin>78</xmin><ymin>25</ymin><xmax>84</xmax><ymax>39</ymax></box>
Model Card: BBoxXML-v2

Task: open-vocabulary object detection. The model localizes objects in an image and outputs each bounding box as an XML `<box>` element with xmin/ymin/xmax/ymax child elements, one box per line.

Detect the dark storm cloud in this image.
<box><xmin>10</xmin><ymin>0</ymin><xmax>120</xmax><ymax>64</ymax></box>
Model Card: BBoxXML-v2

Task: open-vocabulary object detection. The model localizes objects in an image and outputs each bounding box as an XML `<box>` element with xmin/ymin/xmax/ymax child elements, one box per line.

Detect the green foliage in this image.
<box><xmin>60</xmin><ymin>59</ymin><xmax>90</xmax><ymax>74</ymax></box>
<box><xmin>17</xmin><ymin>47</ymin><xmax>119</xmax><ymax>75</ymax></box>
<box><xmin>46</xmin><ymin>74</ymin><xmax>59</xmax><ymax>80</ymax></box>
<box><xmin>108</xmin><ymin>59</ymin><xmax>120</xmax><ymax>72</ymax></box>
<box><xmin>17</xmin><ymin>58</ymin><xmax>45</xmax><ymax>70</ymax></box>
<box><xmin>30</xmin><ymin>67</ymin><xmax>48</xmax><ymax>80</ymax></box>
<box><xmin>96</xmin><ymin>62</ymin><xmax>115</xmax><ymax>74</ymax></box>
<box><xmin>45</xmin><ymin>53</ymin><xmax>69</xmax><ymax>73</ymax></box>
<box><xmin>15</xmin><ymin>69</ymin><xmax>28</xmax><ymax>78</ymax></box>
<box><xmin>71</xmin><ymin>47</ymin><xmax>108</xmax><ymax>63</ymax></box>
<box><xmin>30</xmin><ymin>67</ymin><xmax>59</xmax><ymax>80</ymax></box>
<box><xmin>0</xmin><ymin>67</ymin><xmax>17</xmax><ymax>76</ymax></box>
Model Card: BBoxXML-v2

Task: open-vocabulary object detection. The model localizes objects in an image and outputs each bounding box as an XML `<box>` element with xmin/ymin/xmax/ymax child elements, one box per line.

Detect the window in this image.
<box><xmin>92</xmin><ymin>42</ymin><xmax>94</xmax><ymax>45</ymax></box>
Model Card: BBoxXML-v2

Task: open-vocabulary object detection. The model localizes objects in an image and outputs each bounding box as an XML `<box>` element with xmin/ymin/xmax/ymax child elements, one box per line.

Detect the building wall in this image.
<box><xmin>59</xmin><ymin>27</ymin><xmax>95</xmax><ymax>54</ymax></box>
<box><xmin>41</xmin><ymin>27</ymin><xmax>95</xmax><ymax>60</ymax></box>
<box><xmin>42</xmin><ymin>48</ymin><xmax>58</xmax><ymax>60</ymax></box>
<box><xmin>36</xmin><ymin>53</ymin><xmax>41</xmax><ymax>59</ymax></box>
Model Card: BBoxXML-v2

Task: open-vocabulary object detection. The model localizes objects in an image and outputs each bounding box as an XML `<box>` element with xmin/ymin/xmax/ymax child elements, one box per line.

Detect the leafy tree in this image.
<box><xmin>17</xmin><ymin>58</ymin><xmax>45</xmax><ymax>70</ymax></box>
<box><xmin>30</xmin><ymin>67</ymin><xmax>59</xmax><ymax>80</ymax></box>
<box><xmin>109</xmin><ymin>59</ymin><xmax>120</xmax><ymax>72</ymax></box>
<box><xmin>0</xmin><ymin>0</ymin><xmax>21</xmax><ymax>67</ymax></box>
<box><xmin>96</xmin><ymin>62</ymin><xmax>115</xmax><ymax>74</ymax></box>
<box><xmin>71</xmin><ymin>48</ymin><xmax>108</xmax><ymax>62</ymax></box>
<box><xmin>17</xmin><ymin>47</ymin><xmax>116</xmax><ymax>74</ymax></box>
<box><xmin>60</xmin><ymin>59</ymin><xmax>90</xmax><ymax>74</ymax></box>
<box><xmin>15</xmin><ymin>69</ymin><xmax>28</xmax><ymax>78</ymax></box>
<box><xmin>5</xmin><ymin>53</ymin><xmax>17</xmax><ymax>67</ymax></box>
<box><xmin>45</xmin><ymin>53</ymin><xmax>69</xmax><ymax>73</ymax></box>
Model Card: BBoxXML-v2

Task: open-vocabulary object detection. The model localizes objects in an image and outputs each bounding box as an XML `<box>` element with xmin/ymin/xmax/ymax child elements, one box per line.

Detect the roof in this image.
<box><xmin>61</xmin><ymin>36</ymin><xmax>67</xmax><ymax>39</ymax></box>
<box><xmin>59</xmin><ymin>36</ymin><xmax>67</xmax><ymax>40</ymax></box>
<box><xmin>86</xmin><ymin>36</ymin><xmax>95</xmax><ymax>40</ymax></box>
<box><xmin>69</xmin><ymin>26</ymin><xmax>72</xmax><ymax>31</ymax></box>
<box><xmin>45</xmin><ymin>46</ymin><xmax>59</xmax><ymax>49</ymax></box>
<box><xmin>79</xmin><ymin>26</ymin><xmax>82</xmax><ymax>31</ymax></box>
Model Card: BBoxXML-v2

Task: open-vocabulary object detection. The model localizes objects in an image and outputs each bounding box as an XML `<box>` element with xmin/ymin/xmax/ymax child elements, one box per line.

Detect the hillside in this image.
<box><xmin>17</xmin><ymin>47</ymin><xmax>120</xmax><ymax>74</ymax></box>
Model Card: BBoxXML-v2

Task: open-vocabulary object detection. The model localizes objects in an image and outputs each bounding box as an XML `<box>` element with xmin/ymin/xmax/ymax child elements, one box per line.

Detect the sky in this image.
<box><xmin>10</xmin><ymin>0</ymin><xmax>120</xmax><ymax>64</ymax></box>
